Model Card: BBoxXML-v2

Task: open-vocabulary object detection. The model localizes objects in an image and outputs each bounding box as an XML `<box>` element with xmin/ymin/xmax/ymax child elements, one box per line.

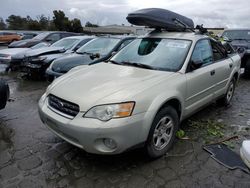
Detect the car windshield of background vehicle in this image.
<box><xmin>76</xmin><ymin>38</ymin><xmax>120</xmax><ymax>56</ymax></box>
<box><xmin>111</xmin><ymin>38</ymin><xmax>191</xmax><ymax>72</ymax></box>
<box><xmin>51</xmin><ymin>38</ymin><xmax>79</xmax><ymax>50</ymax></box>
<box><xmin>222</xmin><ymin>30</ymin><xmax>250</xmax><ymax>40</ymax></box>
<box><xmin>33</xmin><ymin>32</ymin><xmax>50</xmax><ymax>40</ymax></box>
<box><xmin>31</xmin><ymin>42</ymin><xmax>50</xmax><ymax>49</ymax></box>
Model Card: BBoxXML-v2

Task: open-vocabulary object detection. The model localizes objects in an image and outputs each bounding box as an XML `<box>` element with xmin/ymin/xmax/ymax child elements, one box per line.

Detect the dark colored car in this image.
<box><xmin>0</xmin><ymin>79</ymin><xmax>9</xmax><ymax>110</ymax></box>
<box><xmin>222</xmin><ymin>29</ymin><xmax>250</xmax><ymax>75</ymax></box>
<box><xmin>46</xmin><ymin>36</ymin><xmax>135</xmax><ymax>81</ymax></box>
<box><xmin>22</xmin><ymin>36</ymin><xmax>94</xmax><ymax>79</ymax></box>
<box><xmin>8</xmin><ymin>31</ymin><xmax>79</xmax><ymax>48</ymax></box>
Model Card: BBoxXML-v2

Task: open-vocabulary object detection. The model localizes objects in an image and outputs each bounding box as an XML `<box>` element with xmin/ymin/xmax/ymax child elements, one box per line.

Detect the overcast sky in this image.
<box><xmin>1</xmin><ymin>0</ymin><xmax>250</xmax><ymax>28</ymax></box>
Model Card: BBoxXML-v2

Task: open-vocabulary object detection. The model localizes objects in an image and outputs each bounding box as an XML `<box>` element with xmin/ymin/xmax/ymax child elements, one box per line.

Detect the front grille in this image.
<box><xmin>48</xmin><ymin>94</ymin><xmax>80</xmax><ymax>118</ymax></box>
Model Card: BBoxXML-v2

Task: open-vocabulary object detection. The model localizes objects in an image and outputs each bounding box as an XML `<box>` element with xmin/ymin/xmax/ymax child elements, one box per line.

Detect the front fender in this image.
<box><xmin>139</xmin><ymin>90</ymin><xmax>185</xmax><ymax>142</ymax></box>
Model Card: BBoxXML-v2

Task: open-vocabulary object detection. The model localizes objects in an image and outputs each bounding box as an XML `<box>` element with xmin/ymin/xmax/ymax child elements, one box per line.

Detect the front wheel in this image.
<box><xmin>217</xmin><ymin>78</ymin><xmax>236</xmax><ymax>106</ymax></box>
<box><xmin>145</xmin><ymin>106</ymin><xmax>179</xmax><ymax>158</ymax></box>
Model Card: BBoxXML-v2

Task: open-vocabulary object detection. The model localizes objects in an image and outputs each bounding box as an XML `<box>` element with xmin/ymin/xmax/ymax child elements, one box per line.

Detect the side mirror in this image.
<box><xmin>237</xmin><ymin>47</ymin><xmax>245</xmax><ymax>54</ymax></box>
<box><xmin>90</xmin><ymin>53</ymin><xmax>100</xmax><ymax>60</ymax></box>
<box><xmin>190</xmin><ymin>60</ymin><xmax>203</xmax><ymax>71</ymax></box>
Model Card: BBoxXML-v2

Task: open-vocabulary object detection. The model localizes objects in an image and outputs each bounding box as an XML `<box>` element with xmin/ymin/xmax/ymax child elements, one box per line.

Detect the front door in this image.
<box><xmin>184</xmin><ymin>39</ymin><xmax>216</xmax><ymax>116</ymax></box>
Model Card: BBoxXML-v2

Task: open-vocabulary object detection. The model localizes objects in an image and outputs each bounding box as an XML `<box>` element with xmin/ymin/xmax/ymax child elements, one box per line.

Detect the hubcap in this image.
<box><xmin>226</xmin><ymin>81</ymin><xmax>234</xmax><ymax>102</ymax></box>
<box><xmin>153</xmin><ymin>116</ymin><xmax>174</xmax><ymax>150</ymax></box>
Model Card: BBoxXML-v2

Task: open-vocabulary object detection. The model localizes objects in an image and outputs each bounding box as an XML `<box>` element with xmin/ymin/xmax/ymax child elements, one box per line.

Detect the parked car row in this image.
<box><xmin>0</xmin><ymin>33</ymin><xmax>135</xmax><ymax>81</ymax></box>
<box><xmin>37</xmin><ymin>8</ymin><xmax>241</xmax><ymax>158</ymax></box>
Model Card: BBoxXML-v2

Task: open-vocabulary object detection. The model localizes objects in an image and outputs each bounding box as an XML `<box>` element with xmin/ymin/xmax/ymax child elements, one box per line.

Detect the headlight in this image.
<box><xmin>31</xmin><ymin>56</ymin><xmax>47</xmax><ymax>61</ymax></box>
<box><xmin>84</xmin><ymin>102</ymin><xmax>135</xmax><ymax>121</ymax></box>
<box><xmin>0</xmin><ymin>54</ymin><xmax>11</xmax><ymax>60</ymax></box>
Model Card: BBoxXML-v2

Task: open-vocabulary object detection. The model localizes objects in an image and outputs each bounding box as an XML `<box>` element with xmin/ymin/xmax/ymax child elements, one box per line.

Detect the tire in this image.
<box><xmin>145</xmin><ymin>106</ymin><xmax>179</xmax><ymax>158</ymax></box>
<box><xmin>217</xmin><ymin>78</ymin><xmax>236</xmax><ymax>106</ymax></box>
<box><xmin>0</xmin><ymin>79</ymin><xmax>10</xmax><ymax>110</ymax></box>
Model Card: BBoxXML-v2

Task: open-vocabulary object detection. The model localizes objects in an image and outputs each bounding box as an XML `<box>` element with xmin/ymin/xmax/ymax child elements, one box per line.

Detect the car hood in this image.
<box><xmin>49</xmin><ymin>63</ymin><xmax>175</xmax><ymax>111</ymax></box>
<box><xmin>230</xmin><ymin>40</ymin><xmax>250</xmax><ymax>49</ymax></box>
<box><xmin>51</xmin><ymin>53</ymin><xmax>104</xmax><ymax>73</ymax></box>
<box><xmin>0</xmin><ymin>48</ymin><xmax>29</xmax><ymax>56</ymax></box>
<box><xmin>42</xmin><ymin>53</ymin><xmax>68</xmax><ymax>64</ymax></box>
<box><xmin>25</xmin><ymin>47</ymin><xmax>65</xmax><ymax>57</ymax></box>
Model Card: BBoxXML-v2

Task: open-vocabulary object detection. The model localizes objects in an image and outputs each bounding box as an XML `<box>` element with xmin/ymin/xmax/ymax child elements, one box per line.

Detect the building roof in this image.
<box><xmin>82</xmin><ymin>27</ymin><xmax>132</xmax><ymax>35</ymax></box>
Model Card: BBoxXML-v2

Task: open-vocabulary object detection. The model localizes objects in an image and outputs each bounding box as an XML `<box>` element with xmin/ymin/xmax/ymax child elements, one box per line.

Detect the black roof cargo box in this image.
<box><xmin>126</xmin><ymin>8</ymin><xmax>194</xmax><ymax>31</ymax></box>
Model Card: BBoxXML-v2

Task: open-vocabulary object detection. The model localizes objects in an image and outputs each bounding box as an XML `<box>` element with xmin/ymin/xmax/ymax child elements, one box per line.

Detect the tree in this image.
<box><xmin>0</xmin><ymin>18</ymin><xmax>6</xmax><ymax>30</ymax></box>
<box><xmin>70</xmin><ymin>18</ymin><xmax>83</xmax><ymax>33</ymax></box>
<box><xmin>37</xmin><ymin>15</ymin><xmax>49</xmax><ymax>30</ymax></box>
<box><xmin>6</xmin><ymin>15</ymin><xmax>27</xmax><ymax>30</ymax></box>
<box><xmin>52</xmin><ymin>10</ymin><xmax>71</xmax><ymax>31</ymax></box>
<box><xmin>85</xmin><ymin>21</ymin><xmax>98</xmax><ymax>27</ymax></box>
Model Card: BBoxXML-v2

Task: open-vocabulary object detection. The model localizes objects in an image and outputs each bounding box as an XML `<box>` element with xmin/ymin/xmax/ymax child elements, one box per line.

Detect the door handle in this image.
<box><xmin>229</xmin><ymin>63</ymin><xmax>233</xmax><ymax>68</ymax></box>
<box><xmin>210</xmin><ymin>70</ymin><xmax>215</xmax><ymax>76</ymax></box>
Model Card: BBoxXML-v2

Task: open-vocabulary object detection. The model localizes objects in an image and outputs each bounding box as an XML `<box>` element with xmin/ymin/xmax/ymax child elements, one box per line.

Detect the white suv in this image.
<box><xmin>38</xmin><ymin>31</ymin><xmax>241</xmax><ymax>158</ymax></box>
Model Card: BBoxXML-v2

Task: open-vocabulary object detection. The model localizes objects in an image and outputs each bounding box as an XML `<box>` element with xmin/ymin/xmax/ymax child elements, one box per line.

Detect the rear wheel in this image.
<box><xmin>217</xmin><ymin>78</ymin><xmax>236</xmax><ymax>106</ymax></box>
<box><xmin>145</xmin><ymin>106</ymin><xmax>179</xmax><ymax>158</ymax></box>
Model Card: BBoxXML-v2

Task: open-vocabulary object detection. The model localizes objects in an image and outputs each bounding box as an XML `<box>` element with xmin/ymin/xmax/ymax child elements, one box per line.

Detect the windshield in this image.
<box><xmin>222</xmin><ymin>30</ymin><xmax>250</xmax><ymax>40</ymax></box>
<box><xmin>111</xmin><ymin>38</ymin><xmax>191</xmax><ymax>72</ymax></box>
<box><xmin>51</xmin><ymin>38</ymin><xmax>79</xmax><ymax>50</ymax></box>
<box><xmin>31</xmin><ymin>42</ymin><xmax>50</xmax><ymax>49</ymax></box>
<box><xmin>77</xmin><ymin>38</ymin><xmax>120</xmax><ymax>56</ymax></box>
<box><xmin>33</xmin><ymin>32</ymin><xmax>50</xmax><ymax>40</ymax></box>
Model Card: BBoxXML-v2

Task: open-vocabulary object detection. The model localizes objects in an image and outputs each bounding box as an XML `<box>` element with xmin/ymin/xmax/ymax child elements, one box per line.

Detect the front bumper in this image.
<box><xmin>0</xmin><ymin>58</ymin><xmax>11</xmax><ymax>65</ymax></box>
<box><xmin>38</xmin><ymin>95</ymin><xmax>147</xmax><ymax>154</ymax></box>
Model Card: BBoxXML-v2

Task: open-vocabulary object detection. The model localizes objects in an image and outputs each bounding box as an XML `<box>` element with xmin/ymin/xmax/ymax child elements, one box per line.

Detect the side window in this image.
<box><xmin>191</xmin><ymin>40</ymin><xmax>213</xmax><ymax>67</ymax></box>
<box><xmin>117</xmin><ymin>39</ymin><xmax>134</xmax><ymax>51</ymax></box>
<box><xmin>46</xmin><ymin>33</ymin><xmax>61</xmax><ymax>43</ymax></box>
<box><xmin>210</xmin><ymin>41</ymin><xmax>227</xmax><ymax>61</ymax></box>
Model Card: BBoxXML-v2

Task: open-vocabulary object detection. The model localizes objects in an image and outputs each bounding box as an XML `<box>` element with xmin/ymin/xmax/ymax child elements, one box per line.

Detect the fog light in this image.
<box><xmin>103</xmin><ymin>138</ymin><xmax>117</xmax><ymax>149</ymax></box>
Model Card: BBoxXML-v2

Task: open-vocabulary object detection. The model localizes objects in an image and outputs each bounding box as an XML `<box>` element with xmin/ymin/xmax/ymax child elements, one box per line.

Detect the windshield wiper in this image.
<box><xmin>76</xmin><ymin>51</ymin><xmax>100</xmax><ymax>60</ymax></box>
<box><xmin>121</xmin><ymin>61</ymin><xmax>154</xmax><ymax>70</ymax></box>
<box><xmin>109</xmin><ymin>60</ymin><xmax>122</xmax><ymax>65</ymax></box>
<box><xmin>76</xmin><ymin>51</ymin><xmax>93</xmax><ymax>55</ymax></box>
<box><xmin>233</xmin><ymin>38</ymin><xmax>248</xmax><ymax>41</ymax></box>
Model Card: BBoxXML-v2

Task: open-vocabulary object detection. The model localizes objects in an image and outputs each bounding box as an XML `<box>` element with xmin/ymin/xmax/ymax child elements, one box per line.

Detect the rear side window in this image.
<box><xmin>191</xmin><ymin>40</ymin><xmax>213</xmax><ymax>67</ymax></box>
<box><xmin>210</xmin><ymin>40</ymin><xmax>227</xmax><ymax>62</ymax></box>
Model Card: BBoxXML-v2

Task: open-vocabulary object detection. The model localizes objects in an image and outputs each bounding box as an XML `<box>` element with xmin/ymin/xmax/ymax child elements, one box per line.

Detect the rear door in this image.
<box><xmin>210</xmin><ymin>40</ymin><xmax>233</xmax><ymax>98</ymax></box>
<box><xmin>184</xmin><ymin>39</ymin><xmax>217</xmax><ymax>115</ymax></box>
